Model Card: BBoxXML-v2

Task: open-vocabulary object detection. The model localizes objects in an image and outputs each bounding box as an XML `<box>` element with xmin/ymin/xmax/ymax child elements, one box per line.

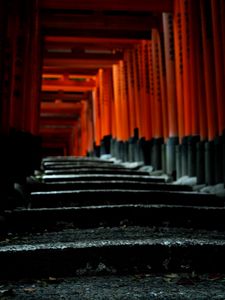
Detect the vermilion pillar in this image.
<box><xmin>92</xmin><ymin>85</ymin><xmax>101</xmax><ymax>147</ymax></box>
<box><xmin>132</xmin><ymin>47</ymin><xmax>141</xmax><ymax>136</ymax></box>
<box><xmin>125</xmin><ymin>50</ymin><xmax>137</xmax><ymax>136</ymax></box>
<box><xmin>148</xmin><ymin>41</ymin><xmax>156</xmax><ymax>139</ymax></box>
<box><xmin>102</xmin><ymin>69</ymin><xmax>112</xmax><ymax>137</ymax></box>
<box><xmin>188</xmin><ymin>0</ymin><xmax>200</xmax><ymax>136</ymax></box>
<box><xmin>174</xmin><ymin>0</ymin><xmax>184</xmax><ymax>142</ymax></box>
<box><xmin>151</xmin><ymin>29</ymin><xmax>163</xmax><ymax>139</ymax></box>
<box><xmin>80</xmin><ymin>100</ymin><xmax>88</xmax><ymax>156</ymax></box>
<box><xmin>200</xmin><ymin>0</ymin><xmax>218</xmax><ymax>141</ymax></box>
<box><xmin>141</xmin><ymin>40</ymin><xmax>153</xmax><ymax>140</ymax></box>
<box><xmin>192</xmin><ymin>1</ymin><xmax>208</xmax><ymax>141</ymax></box>
<box><xmin>211</xmin><ymin>0</ymin><xmax>225</xmax><ymax>135</ymax></box>
<box><xmin>112</xmin><ymin>64</ymin><xmax>122</xmax><ymax>141</ymax></box>
<box><xmin>180</xmin><ymin>0</ymin><xmax>192</xmax><ymax>137</ymax></box>
<box><xmin>162</xmin><ymin>13</ymin><xmax>178</xmax><ymax>138</ymax></box>
<box><xmin>119</xmin><ymin>60</ymin><xmax>129</xmax><ymax>141</ymax></box>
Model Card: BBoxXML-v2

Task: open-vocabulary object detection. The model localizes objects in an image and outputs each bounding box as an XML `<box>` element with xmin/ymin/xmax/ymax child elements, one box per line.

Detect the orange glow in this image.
<box><xmin>42</xmin><ymin>74</ymin><xmax>63</xmax><ymax>79</ymax></box>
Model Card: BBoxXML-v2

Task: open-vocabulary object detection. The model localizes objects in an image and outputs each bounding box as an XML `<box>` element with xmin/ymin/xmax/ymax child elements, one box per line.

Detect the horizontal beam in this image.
<box><xmin>42</xmin><ymin>79</ymin><xmax>96</xmax><ymax>92</ymax></box>
<box><xmin>41</xmin><ymin>13</ymin><xmax>159</xmax><ymax>32</ymax></box>
<box><xmin>40</xmin><ymin>0</ymin><xmax>173</xmax><ymax>12</ymax></box>
<box><xmin>40</xmin><ymin>119</ymin><xmax>79</xmax><ymax>127</ymax></box>
<box><xmin>42</xmin><ymin>67</ymin><xmax>99</xmax><ymax>76</ymax></box>
<box><xmin>42</xmin><ymin>28</ymin><xmax>151</xmax><ymax>39</ymax></box>
<box><xmin>41</xmin><ymin>91</ymin><xmax>85</xmax><ymax>102</ymax></box>
<box><xmin>44</xmin><ymin>51</ymin><xmax>123</xmax><ymax>61</ymax></box>
<box><xmin>43</xmin><ymin>60</ymin><xmax>117</xmax><ymax>69</ymax></box>
<box><xmin>45</xmin><ymin>36</ymin><xmax>142</xmax><ymax>45</ymax></box>
<box><xmin>41</xmin><ymin>101</ymin><xmax>82</xmax><ymax>113</ymax></box>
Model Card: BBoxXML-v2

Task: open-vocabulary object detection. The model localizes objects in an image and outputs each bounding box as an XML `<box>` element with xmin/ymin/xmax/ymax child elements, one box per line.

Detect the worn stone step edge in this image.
<box><xmin>5</xmin><ymin>204</ymin><xmax>225</xmax><ymax>231</ymax></box>
<box><xmin>1</xmin><ymin>238</ymin><xmax>225</xmax><ymax>279</ymax></box>
<box><xmin>41</xmin><ymin>174</ymin><xmax>166</xmax><ymax>183</ymax></box>
<box><xmin>43</xmin><ymin>169</ymin><xmax>149</xmax><ymax>175</ymax></box>
<box><xmin>29</xmin><ymin>190</ymin><xmax>224</xmax><ymax>208</ymax></box>
<box><xmin>28</xmin><ymin>181</ymin><xmax>193</xmax><ymax>192</ymax></box>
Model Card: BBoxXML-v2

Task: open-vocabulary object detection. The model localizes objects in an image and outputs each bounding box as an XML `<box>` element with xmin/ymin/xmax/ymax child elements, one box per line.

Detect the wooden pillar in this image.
<box><xmin>140</xmin><ymin>40</ymin><xmax>153</xmax><ymax>140</ymax></box>
<box><xmin>98</xmin><ymin>68</ymin><xmax>104</xmax><ymax>141</ymax></box>
<box><xmin>221</xmin><ymin>0</ymin><xmax>225</xmax><ymax>87</ymax></box>
<box><xmin>80</xmin><ymin>100</ymin><xmax>88</xmax><ymax>156</ymax></box>
<box><xmin>143</xmin><ymin>41</ymin><xmax>153</xmax><ymax>140</ymax></box>
<box><xmin>180</xmin><ymin>0</ymin><xmax>192</xmax><ymax>137</ymax></box>
<box><xmin>148</xmin><ymin>41</ymin><xmax>156</xmax><ymax>138</ymax></box>
<box><xmin>125</xmin><ymin>50</ymin><xmax>136</xmax><ymax>137</ymax></box>
<box><xmin>112</xmin><ymin>64</ymin><xmax>122</xmax><ymax>141</ymax></box>
<box><xmin>92</xmin><ymin>85</ymin><xmax>101</xmax><ymax>147</ymax></box>
<box><xmin>211</xmin><ymin>0</ymin><xmax>225</xmax><ymax>135</ymax></box>
<box><xmin>174</xmin><ymin>0</ymin><xmax>184</xmax><ymax>142</ymax></box>
<box><xmin>1</xmin><ymin>2</ymin><xmax>17</xmax><ymax>134</ymax></box>
<box><xmin>162</xmin><ymin>13</ymin><xmax>178</xmax><ymax>138</ymax></box>
<box><xmin>119</xmin><ymin>60</ymin><xmax>129</xmax><ymax>141</ymax></box>
<box><xmin>200</xmin><ymin>0</ymin><xmax>218</xmax><ymax>141</ymax></box>
<box><xmin>102</xmin><ymin>69</ymin><xmax>112</xmax><ymax>137</ymax></box>
<box><xmin>188</xmin><ymin>0</ymin><xmax>200</xmax><ymax>136</ymax></box>
<box><xmin>193</xmin><ymin>1</ymin><xmax>208</xmax><ymax>141</ymax></box>
<box><xmin>1</xmin><ymin>0</ymin><xmax>41</xmax><ymax>134</ymax></box>
<box><xmin>123</xmin><ymin>53</ymin><xmax>132</xmax><ymax>138</ymax></box>
<box><xmin>0</xmin><ymin>1</ymin><xmax>7</xmax><ymax>132</ymax></box>
<box><xmin>132</xmin><ymin>47</ymin><xmax>141</xmax><ymax>137</ymax></box>
<box><xmin>151</xmin><ymin>29</ymin><xmax>163</xmax><ymax>139</ymax></box>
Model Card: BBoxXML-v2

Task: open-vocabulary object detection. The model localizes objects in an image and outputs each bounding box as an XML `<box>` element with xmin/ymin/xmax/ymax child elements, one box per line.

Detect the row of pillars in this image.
<box><xmin>83</xmin><ymin>0</ymin><xmax>225</xmax><ymax>185</ymax></box>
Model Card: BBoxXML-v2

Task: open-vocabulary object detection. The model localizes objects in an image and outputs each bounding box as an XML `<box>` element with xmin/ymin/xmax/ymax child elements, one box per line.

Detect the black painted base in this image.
<box><xmin>187</xmin><ymin>135</ymin><xmax>200</xmax><ymax>177</ymax></box>
<box><xmin>151</xmin><ymin>138</ymin><xmax>163</xmax><ymax>170</ymax></box>
<box><xmin>166</xmin><ymin>137</ymin><xmax>179</xmax><ymax>177</ymax></box>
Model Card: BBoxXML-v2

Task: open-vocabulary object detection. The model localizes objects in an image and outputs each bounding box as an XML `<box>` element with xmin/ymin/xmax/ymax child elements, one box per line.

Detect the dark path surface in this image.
<box><xmin>0</xmin><ymin>156</ymin><xmax>225</xmax><ymax>299</ymax></box>
<box><xmin>1</xmin><ymin>273</ymin><xmax>225</xmax><ymax>299</ymax></box>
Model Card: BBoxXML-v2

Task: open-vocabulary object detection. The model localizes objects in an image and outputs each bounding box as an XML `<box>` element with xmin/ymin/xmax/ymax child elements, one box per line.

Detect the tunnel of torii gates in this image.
<box><xmin>0</xmin><ymin>0</ymin><xmax>225</xmax><ymax>187</ymax></box>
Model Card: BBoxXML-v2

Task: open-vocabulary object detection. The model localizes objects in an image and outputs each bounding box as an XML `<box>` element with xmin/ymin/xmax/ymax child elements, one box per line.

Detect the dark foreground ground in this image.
<box><xmin>1</xmin><ymin>273</ymin><xmax>225</xmax><ymax>299</ymax></box>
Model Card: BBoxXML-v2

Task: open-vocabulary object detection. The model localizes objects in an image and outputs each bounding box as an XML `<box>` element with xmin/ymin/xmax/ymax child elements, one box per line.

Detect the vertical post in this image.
<box><xmin>163</xmin><ymin>13</ymin><xmax>179</xmax><ymax>176</ymax></box>
<box><xmin>200</xmin><ymin>0</ymin><xmax>218</xmax><ymax>185</ymax></box>
<box><xmin>151</xmin><ymin>29</ymin><xmax>164</xmax><ymax>170</ymax></box>
<box><xmin>211</xmin><ymin>0</ymin><xmax>225</xmax><ymax>183</ymax></box>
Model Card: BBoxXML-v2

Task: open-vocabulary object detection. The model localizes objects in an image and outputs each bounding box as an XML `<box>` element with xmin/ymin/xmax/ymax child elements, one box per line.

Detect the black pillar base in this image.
<box><xmin>142</xmin><ymin>139</ymin><xmax>152</xmax><ymax>165</ymax></box>
<box><xmin>100</xmin><ymin>135</ymin><xmax>112</xmax><ymax>156</ymax></box>
<box><xmin>187</xmin><ymin>135</ymin><xmax>200</xmax><ymax>177</ymax></box>
<box><xmin>128</xmin><ymin>138</ymin><xmax>135</xmax><ymax>162</ymax></box>
<box><xmin>166</xmin><ymin>136</ymin><xmax>179</xmax><ymax>177</ymax></box>
<box><xmin>214</xmin><ymin>135</ymin><xmax>223</xmax><ymax>184</ymax></box>
<box><xmin>196</xmin><ymin>140</ymin><xmax>205</xmax><ymax>185</ymax></box>
<box><xmin>181</xmin><ymin>136</ymin><xmax>188</xmax><ymax>176</ymax></box>
<box><xmin>151</xmin><ymin>138</ymin><xmax>163</xmax><ymax>170</ymax></box>
<box><xmin>223</xmin><ymin>130</ymin><xmax>225</xmax><ymax>186</ymax></box>
<box><xmin>176</xmin><ymin>144</ymin><xmax>182</xmax><ymax>179</ymax></box>
<box><xmin>110</xmin><ymin>138</ymin><xmax>115</xmax><ymax>157</ymax></box>
<box><xmin>205</xmin><ymin>141</ymin><xmax>215</xmax><ymax>185</ymax></box>
<box><xmin>161</xmin><ymin>144</ymin><xmax>166</xmax><ymax>173</ymax></box>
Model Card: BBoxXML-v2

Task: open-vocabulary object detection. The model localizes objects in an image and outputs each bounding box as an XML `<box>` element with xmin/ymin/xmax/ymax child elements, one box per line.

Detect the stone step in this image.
<box><xmin>29</xmin><ymin>190</ymin><xmax>223</xmax><ymax>208</ymax></box>
<box><xmin>1</xmin><ymin>273</ymin><xmax>225</xmax><ymax>299</ymax></box>
<box><xmin>1</xmin><ymin>226</ymin><xmax>225</xmax><ymax>279</ymax></box>
<box><xmin>6</xmin><ymin>204</ymin><xmax>225</xmax><ymax>232</ymax></box>
<box><xmin>42</xmin><ymin>157</ymin><xmax>114</xmax><ymax>164</ymax></box>
<box><xmin>28</xmin><ymin>181</ymin><xmax>193</xmax><ymax>193</ymax></box>
<box><xmin>41</xmin><ymin>174</ymin><xmax>166</xmax><ymax>183</ymax></box>
<box><xmin>43</xmin><ymin>168</ymin><xmax>149</xmax><ymax>176</ymax></box>
<box><xmin>42</xmin><ymin>163</ymin><xmax>124</xmax><ymax>171</ymax></box>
